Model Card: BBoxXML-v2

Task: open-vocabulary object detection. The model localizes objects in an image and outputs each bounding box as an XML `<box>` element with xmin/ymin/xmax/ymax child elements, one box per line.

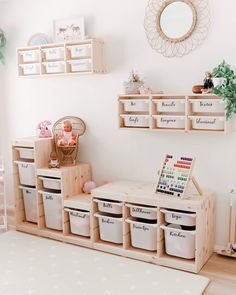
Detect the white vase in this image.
<box><xmin>212</xmin><ymin>77</ymin><xmax>226</xmax><ymax>87</ymax></box>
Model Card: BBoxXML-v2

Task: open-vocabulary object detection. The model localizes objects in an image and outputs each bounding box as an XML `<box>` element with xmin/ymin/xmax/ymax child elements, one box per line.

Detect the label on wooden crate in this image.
<box><xmin>169</xmin><ymin>231</ymin><xmax>186</xmax><ymax>238</ymax></box>
<box><xmin>70</xmin><ymin>212</ymin><xmax>87</xmax><ymax>218</ymax></box>
<box><xmin>101</xmin><ymin>218</ymin><xmax>114</xmax><ymax>225</ymax></box>
<box><xmin>133</xmin><ymin>223</ymin><xmax>150</xmax><ymax>232</ymax></box>
<box><xmin>132</xmin><ymin>207</ymin><xmax>152</xmax><ymax>216</ymax></box>
<box><xmin>45</xmin><ymin>195</ymin><xmax>53</xmax><ymax>200</ymax></box>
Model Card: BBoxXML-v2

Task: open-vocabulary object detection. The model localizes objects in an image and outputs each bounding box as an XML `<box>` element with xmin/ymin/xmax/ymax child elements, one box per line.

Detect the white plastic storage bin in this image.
<box><xmin>20</xmin><ymin>187</ymin><xmax>37</xmax><ymax>223</ymax></box>
<box><xmin>120</xmin><ymin>115</ymin><xmax>149</xmax><ymax>128</ymax></box>
<box><xmin>94</xmin><ymin>199</ymin><xmax>122</xmax><ymax>215</ymax></box>
<box><xmin>20</xmin><ymin>63</ymin><xmax>40</xmax><ymax>75</ymax></box>
<box><xmin>15</xmin><ymin>148</ymin><xmax>34</xmax><ymax>160</ymax></box>
<box><xmin>94</xmin><ymin>213</ymin><xmax>123</xmax><ymax>244</ymax></box>
<box><xmin>160</xmin><ymin>209</ymin><xmax>196</xmax><ymax>226</ymax></box>
<box><xmin>126</xmin><ymin>218</ymin><xmax>157</xmax><ymax>251</ymax></box>
<box><xmin>189</xmin><ymin>116</ymin><xmax>224</xmax><ymax>130</ymax></box>
<box><xmin>161</xmin><ymin>224</ymin><xmax>196</xmax><ymax>259</ymax></box>
<box><xmin>39</xmin><ymin>177</ymin><xmax>61</xmax><ymax>191</ymax></box>
<box><xmin>20</xmin><ymin>50</ymin><xmax>39</xmax><ymax>63</ymax></box>
<box><xmin>42</xmin><ymin>192</ymin><xmax>63</xmax><ymax>230</ymax></box>
<box><xmin>126</xmin><ymin>204</ymin><xmax>157</xmax><ymax>220</ymax></box>
<box><xmin>153</xmin><ymin>115</ymin><xmax>185</xmax><ymax>129</ymax></box>
<box><xmin>68</xmin><ymin>59</ymin><xmax>92</xmax><ymax>72</ymax></box>
<box><xmin>43</xmin><ymin>47</ymin><xmax>64</xmax><ymax>60</ymax></box>
<box><xmin>15</xmin><ymin>161</ymin><xmax>36</xmax><ymax>187</ymax></box>
<box><xmin>120</xmin><ymin>99</ymin><xmax>149</xmax><ymax>112</ymax></box>
<box><xmin>67</xmin><ymin>44</ymin><xmax>91</xmax><ymax>58</ymax></box>
<box><xmin>43</xmin><ymin>61</ymin><xmax>65</xmax><ymax>74</ymax></box>
<box><xmin>190</xmin><ymin>99</ymin><xmax>225</xmax><ymax>114</ymax></box>
<box><xmin>65</xmin><ymin>208</ymin><xmax>90</xmax><ymax>237</ymax></box>
<box><xmin>153</xmin><ymin>99</ymin><xmax>185</xmax><ymax>113</ymax></box>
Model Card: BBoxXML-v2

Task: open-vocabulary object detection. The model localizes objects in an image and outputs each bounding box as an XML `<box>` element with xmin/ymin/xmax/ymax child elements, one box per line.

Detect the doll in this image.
<box><xmin>57</xmin><ymin>120</ymin><xmax>77</xmax><ymax>147</ymax></box>
<box><xmin>48</xmin><ymin>151</ymin><xmax>60</xmax><ymax>168</ymax></box>
<box><xmin>202</xmin><ymin>71</ymin><xmax>214</xmax><ymax>93</ymax></box>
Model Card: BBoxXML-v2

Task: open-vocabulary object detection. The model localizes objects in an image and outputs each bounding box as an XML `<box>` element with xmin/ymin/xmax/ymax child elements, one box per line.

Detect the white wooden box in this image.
<box><xmin>65</xmin><ymin>208</ymin><xmax>90</xmax><ymax>237</ymax></box>
<box><xmin>68</xmin><ymin>44</ymin><xmax>91</xmax><ymax>58</ymax></box>
<box><xmin>21</xmin><ymin>187</ymin><xmax>37</xmax><ymax>223</ymax></box>
<box><xmin>120</xmin><ymin>99</ymin><xmax>149</xmax><ymax>112</ymax></box>
<box><xmin>154</xmin><ymin>99</ymin><xmax>185</xmax><ymax>113</ymax></box>
<box><xmin>43</xmin><ymin>61</ymin><xmax>65</xmax><ymax>74</ymax></box>
<box><xmin>15</xmin><ymin>148</ymin><xmax>34</xmax><ymax>160</ymax></box>
<box><xmin>126</xmin><ymin>218</ymin><xmax>157</xmax><ymax>251</ymax></box>
<box><xmin>43</xmin><ymin>47</ymin><xmax>64</xmax><ymax>60</ymax></box>
<box><xmin>20</xmin><ymin>63</ymin><xmax>40</xmax><ymax>75</ymax></box>
<box><xmin>68</xmin><ymin>59</ymin><xmax>91</xmax><ymax>72</ymax></box>
<box><xmin>39</xmin><ymin>177</ymin><xmax>61</xmax><ymax>191</ymax></box>
<box><xmin>15</xmin><ymin>161</ymin><xmax>36</xmax><ymax>187</ymax></box>
<box><xmin>120</xmin><ymin>115</ymin><xmax>149</xmax><ymax>128</ymax></box>
<box><xmin>126</xmin><ymin>204</ymin><xmax>157</xmax><ymax>220</ymax></box>
<box><xmin>189</xmin><ymin>116</ymin><xmax>225</xmax><ymax>130</ymax></box>
<box><xmin>20</xmin><ymin>50</ymin><xmax>39</xmax><ymax>63</ymax></box>
<box><xmin>42</xmin><ymin>192</ymin><xmax>63</xmax><ymax>230</ymax></box>
<box><xmin>161</xmin><ymin>209</ymin><xmax>196</xmax><ymax>226</ymax></box>
<box><xmin>95</xmin><ymin>213</ymin><xmax>123</xmax><ymax>244</ymax></box>
<box><xmin>94</xmin><ymin>199</ymin><xmax>122</xmax><ymax>215</ymax></box>
<box><xmin>161</xmin><ymin>224</ymin><xmax>196</xmax><ymax>259</ymax></box>
<box><xmin>153</xmin><ymin>115</ymin><xmax>185</xmax><ymax>129</ymax></box>
<box><xmin>190</xmin><ymin>99</ymin><xmax>225</xmax><ymax>114</ymax></box>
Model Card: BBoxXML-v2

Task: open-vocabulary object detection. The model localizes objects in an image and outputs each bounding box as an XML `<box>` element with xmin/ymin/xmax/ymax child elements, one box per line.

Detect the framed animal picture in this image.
<box><xmin>155</xmin><ymin>154</ymin><xmax>195</xmax><ymax>198</ymax></box>
<box><xmin>53</xmin><ymin>17</ymin><xmax>85</xmax><ymax>42</ymax></box>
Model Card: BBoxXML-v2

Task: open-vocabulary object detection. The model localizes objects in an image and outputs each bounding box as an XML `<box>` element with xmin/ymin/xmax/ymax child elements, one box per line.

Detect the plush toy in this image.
<box><xmin>82</xmin><ymin>180</ymin><xmax>97</xmax><ymax>194</ymax></box>
<box><xmin>37</xmin><ymin>120</ymin><xmax>52</xmax><ymax>138</ymax></box>
<box><xmin>48</xmin><ymin>151</ymin><xmax>60</xmax><ymax>169</ymax></box>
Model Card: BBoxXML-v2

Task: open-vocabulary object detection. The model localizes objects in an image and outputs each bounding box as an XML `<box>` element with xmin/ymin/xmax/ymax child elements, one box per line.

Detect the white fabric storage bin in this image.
<box><xmin>190</xmin><ymin>99</ymin><xmax>225</xmax><ymax>114</ymax></box>
<box><xmin>189</xmin><ymin>116</ymin><xmax>224</xmax><ymax>130</ymax></box>
<box><xmin>15</xmin><ymin>148</ymin><xmax>34</xmax><ymax>160</ymax></box>
<box><xmin>160</xmin><ymin>209</ymin><xmax>196</xmax><ymax>226</ymax></box>
<box><xmin>43</xmin><ymin>61</ymin><xmax>65</xmax><ymax>74</ymax></box>
<box><xmin>20</xmin><ymin>63</ymin><xmax>40</xmax><ymax>75</ymax></box>
<box><xmin>43</xmin><ymin>47</ymin><xmax>64</xmax><ymax>60</ymax></box>
<box><xmin>126</xmin><ymin>218</ymin><xmax>157</xmax><ymax>251</ymax></box>
<box><xmin>68</xmin><ymin>44</ymin><xmax>91</xmax><ymax>58</ymax></box>
<box><xmin>126</xmin><ymin>204</ymin><xmax>157</xmax><ymax>220</ymax></box>
<box><xmin>94</xmin><ymin>199</ymin><xmax>122</xmax><ymax>215</ymax></box>
<box><xmin>15</xmin><ymin>161</ymin><xmax>36</xmax><ymax>187</ymax></box>
<box><xmin>154</xmin><ymin>115</ymin><xmax>185</xmax><ymax>129</ymax></box>
<box><xmin>68</xmin><ymin>59</ymin><xmax>92</xmax><ymax>72</ymax></box>
<box><xmin>39</xmin><ymin>177</ymin><xmax>61</xmax><ymax>191</ymax></box>
<box><xmin>161</xmin><ymin>224</ymin><xmax>196</xmax><ymax>259</ymax></box>
<box><xmin>120</xmin><ymin>99</ymin><xmax>149</xmax><ymax>112</ymax></box>
<box><xmin>154</xmin><ymin>99</ymin><xmax>185</xmax><ymax>113</ymax></box>
<box><xmin>94</xmin><ymin>213</ymin><xmax>123</xmax><ymax>244</ymax></box>
<box><xmin>42</xmin><ymin>192</ymin><xmax>63</xmax><ymax>230</ymax></box>
<box><xmin>20</xmin><ymin>187</ymin><xmax>37</xmax><ymax>223</ymax></box>
<box><xmin>120</xmin><ymin>115</ymin><xmax>149</xmax><ymax>127</ymax></box>
<box><xmin>20</xmin><ymin>50</ymin><xmax>39</xmax><ymax>63</ymax></box>
<box><xmin>65</xmin><ymin>208</ymin><xmax>90</xmax><ymax>237</ymax></box>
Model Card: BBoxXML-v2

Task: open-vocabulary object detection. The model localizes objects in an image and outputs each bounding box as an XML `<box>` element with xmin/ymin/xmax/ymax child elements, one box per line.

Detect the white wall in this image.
<box><xmin>0</xmin><ymin>0</ymin><xmax>236</xmax><ymax>247</ymax></box>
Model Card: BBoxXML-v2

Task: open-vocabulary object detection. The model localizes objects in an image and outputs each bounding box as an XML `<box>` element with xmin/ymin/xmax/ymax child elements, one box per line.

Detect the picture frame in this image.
<box><xmin>53</xmin><ymin>17</ymin><xmax>85</xmax><ymax>42</ymax></box>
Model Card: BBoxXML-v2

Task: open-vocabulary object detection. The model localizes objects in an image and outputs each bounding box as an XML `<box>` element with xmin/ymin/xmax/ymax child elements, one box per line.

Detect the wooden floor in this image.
<box><xmin>200</xmin><ymin>253</ymin><xmax>236</xmax><ymax>295</ymax></box>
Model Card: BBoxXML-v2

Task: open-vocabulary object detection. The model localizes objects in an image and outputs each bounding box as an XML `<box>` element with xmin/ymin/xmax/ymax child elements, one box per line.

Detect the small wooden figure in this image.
<box><xmin>48</xmin><ymin>151</ymin><xmax>60</xmax><ymax>169</ymax></box>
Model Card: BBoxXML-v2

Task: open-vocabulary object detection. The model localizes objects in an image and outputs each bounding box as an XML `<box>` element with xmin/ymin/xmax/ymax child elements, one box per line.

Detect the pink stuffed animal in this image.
<box><xmin>37</xmin><ymin>120</ymin><xmax>52</xmax><ymax>138</ymax></box>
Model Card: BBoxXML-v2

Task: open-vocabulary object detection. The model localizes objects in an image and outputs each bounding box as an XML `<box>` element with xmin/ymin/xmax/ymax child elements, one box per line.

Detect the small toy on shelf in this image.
<box><xmin>82</xmin><ymin>180</ymin><xmax>96</xmax><ymax>194</ymax></box>
<box><xmin>48</xmin><ymin>151</ymin><xmax>60</xmax><ymax>169</ymax></box>
<box><xmin>37</xmin><ymin>120</ymin><xmax>52</xmax><ymax>138</ymax></box>
<box><xmin>123</xmin><ymin>70</ymin><xmax>144</xmax><ymax>94</ymax></box>
<box><xmin>57</xmin><ymin>120</ymin><xmax>77</xmax><ymax>147</ymax></box>
<box><xmin>202</xmin><ymin>71</ymin><xmax>214</xmax><ymax>93</ymax></box>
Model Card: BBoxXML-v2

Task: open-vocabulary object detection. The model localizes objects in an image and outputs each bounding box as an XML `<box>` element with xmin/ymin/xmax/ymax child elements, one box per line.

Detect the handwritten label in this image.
<box><xmin>161</xmin><ymin>101</ymin><xmax>176</xmax><ymax>107</ymax></box>
<box><xmin>170</xmin><ymin>231</ymin><xmax>186</xmax><ymax>238</ymax></box>
<box><xmin>102</xmin><ymin>203</ymin><xmax>113</xmax><ymax>209</ymax></box>
<box><xmin>132</xmin><ymin>207</ymin><xmax>152</xmax><ymax>216</ymax></box>
<box><xmin>199</xmin><ymin>102</ymin><xmax>213</xmax><ymax>107</ymax></box>
<box><xmin>171</xmin><ymin>213</ymin><xmax>182</xmax><ymax>221</ymax></box>
<box><xmin>196</xmin><ymin>118</ymin><xmax>216</xmax><ymax>125</ymax></box>
<box><xmin>133</xmin><ymin>223</ymin><xmax>150</xmax><ymax>232</ymax></box>
<box><xmin>102</xmin><ymin>218</ymin><xmax>114</xmax><ymax>225</ymax></box>
<box><xmin>129</xmin><ymin>117</ymin><xmax>139</xmax><ymax>123</ymax></box>
<box><xmin>160</xmin><ymin>118</ymin><xmax>176</xmax><ymax>125</ymax></box>
<box><xmin>130</xmin><ymin>102</ymin><xmax>137</xmax><ymax>106</ymax></box>
<box><xmin>45</xmin><ymin>195</ymin><xmax>53</xmax><ymax>200</ymax></box>
<box><xmin>70</xmin><ymin>212</ymin><xmax>87</xmax><ymax>219</ymax></box>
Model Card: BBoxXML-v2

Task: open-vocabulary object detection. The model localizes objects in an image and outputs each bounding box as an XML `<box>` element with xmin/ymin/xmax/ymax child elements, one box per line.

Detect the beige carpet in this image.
<box><xmin>0</xmin><ymin>231</ymin><xmax>209</xmax><ymax>295</ymax></box>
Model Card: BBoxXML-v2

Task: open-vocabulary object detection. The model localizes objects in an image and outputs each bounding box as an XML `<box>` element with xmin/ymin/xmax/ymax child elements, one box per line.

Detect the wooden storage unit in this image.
<box><xmin>118</xmin><ymin>94</ymin><xmax>230</xmax><ymax>133</ymax></box>
<box><xmin>17</xmin><ymin>39</ymin><xmax>105</xmax><ymax>77</ymax></box>
<box><xmin>0</xmin><ymin>166</ymin><xmax>7</xmax><ymax>232</ymax></box>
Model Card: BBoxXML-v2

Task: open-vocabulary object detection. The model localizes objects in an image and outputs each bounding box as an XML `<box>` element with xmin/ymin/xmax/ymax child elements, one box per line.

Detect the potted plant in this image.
<box><xmin>123</xmin><ymin>70</ymin><xmax>144</xmax><ymax>94</ymax></box>
<box><xmin>0</xmin><ymin>29</ymin><xmax>6</xmax><ymax>64</ymax></box>
<box><xmin>212</xmin><ymin>60</ymin><xmax>236</xmax><ymax>119</ymax></box>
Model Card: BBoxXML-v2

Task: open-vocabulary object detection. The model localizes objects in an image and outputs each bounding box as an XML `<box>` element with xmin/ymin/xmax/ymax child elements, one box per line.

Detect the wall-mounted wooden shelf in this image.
<box><xmin>17</xmin><ymin>39</ymin><xmax>105</xmax><ymax>77</ymax></box>
<box><xmin>118</xmin><ymin>94</ymin><xmax>230</xmax><ymax>134</ymax></box>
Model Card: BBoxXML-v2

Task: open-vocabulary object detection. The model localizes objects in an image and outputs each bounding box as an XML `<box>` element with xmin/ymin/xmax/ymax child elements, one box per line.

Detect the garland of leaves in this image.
<box><xmin>0</xmin><ymin>29</ymin><xmax>6</xmax><ymax>64</ymax></box>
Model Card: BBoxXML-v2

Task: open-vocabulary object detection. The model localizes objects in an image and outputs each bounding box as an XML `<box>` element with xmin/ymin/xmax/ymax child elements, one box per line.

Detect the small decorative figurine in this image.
<box><xmin>139</xmin><ymin>85</ymin><xmax>152</xmax><ymax>95</ymax></box>
<box><xmin>37</xmin><ymin>120</ymin><xmax>52</xmax><ymax>138</ymax></box>
<box><xmin>57</xmin><ymin>120</ymin><xmax>77</xmax><ymax>146</ymax></box>
<box><xmin>48</xmin><ymin>151</ymin><xmax>60</xmax><ymax>168</ymax></box>
<box><xmin>202</xmin><ymin>71</ymin><xmax>214</xmax><ymax>93</ymax></box>
<box><xmin>82</xmin><ymin>180</ymin><xmax>97</xmax><ymax>194</ymax></box>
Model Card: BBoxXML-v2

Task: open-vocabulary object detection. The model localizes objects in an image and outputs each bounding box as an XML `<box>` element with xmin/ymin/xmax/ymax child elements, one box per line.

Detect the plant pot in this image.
<box><xmin>212</xmin><ymin>77</ymin><xmax>226</xmax><ymax>87</ymax></box>
<box><xmin>123</xmin><ymin>81</ymin><xmax>144</xmax><ymax>95</ymax></box>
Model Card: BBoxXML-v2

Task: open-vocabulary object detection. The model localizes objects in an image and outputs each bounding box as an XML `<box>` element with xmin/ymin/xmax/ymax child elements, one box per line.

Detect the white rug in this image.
<box><xmin>0</xmin><ymin>231</ymin><xmax>209</xmax><ymax>295</ymax></box>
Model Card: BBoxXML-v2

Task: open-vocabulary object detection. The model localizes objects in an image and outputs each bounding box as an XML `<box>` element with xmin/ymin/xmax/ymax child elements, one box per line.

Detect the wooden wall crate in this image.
<box><xmin>118</xmin><ymin>94</ymin><xmax>230</xmax><ymax>134</ymax></box>
<box><xmin>17</xmin><ymin>39</ymin><xmax>105</xmax><ymax>77</ymax></box>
